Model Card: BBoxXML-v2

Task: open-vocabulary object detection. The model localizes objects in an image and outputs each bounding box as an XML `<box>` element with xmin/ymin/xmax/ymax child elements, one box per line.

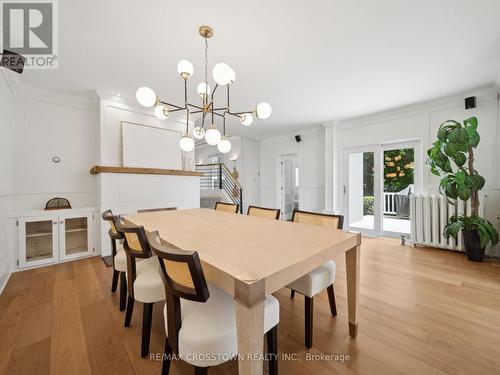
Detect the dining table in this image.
<box><xmin>125</xmin><ymin>208</ymin><xmax>361</xmax><ymax>375</ymax></box>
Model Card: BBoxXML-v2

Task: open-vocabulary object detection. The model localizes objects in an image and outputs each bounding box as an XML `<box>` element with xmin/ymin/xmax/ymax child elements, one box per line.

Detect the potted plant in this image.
<box><xmin>427</xmin><ymin>116</ymin><xmax>498</xmax><ymax>262</ymax></box>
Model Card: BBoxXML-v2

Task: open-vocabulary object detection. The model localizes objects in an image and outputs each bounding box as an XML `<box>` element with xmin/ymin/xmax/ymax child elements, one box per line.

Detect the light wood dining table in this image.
<box><xmin>125</xmin><ymin>208</ymin><xmax>361</xmax><ymax>375</ymax></box>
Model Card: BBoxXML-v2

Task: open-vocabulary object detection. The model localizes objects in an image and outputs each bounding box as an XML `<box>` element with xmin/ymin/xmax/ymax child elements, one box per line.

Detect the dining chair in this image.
<box><xmin>137</xmin><ymin>207</ymin><xmax>177</xmax><ymax>213</ymax></box>
<box><xmin>101</xmin><ymin>210</ymin><xmax>127</xmax><ymax>311</ymax></box>
<box><xmin>287</xmin><ymin>210</ymin><xmax>344</xmax><ymax>349</ymax></box>
<box><xmin>247</xmin><ymin>205</ymin><xmax>281</xmax><ymax>220</ymax></box>
<box><xmin>115</xmin><ymin>216</ymin><xmax>166</xmax><ymax>358</ymax></box>
<box><xmin>147</xmin><ymin>230</ymin><xmax>280</xmax><ymax>375</ymax></box>
<box><xmin>214</xmin><ymin>201</ymin><xmax>239</xmax><ymax>213</ymax></box>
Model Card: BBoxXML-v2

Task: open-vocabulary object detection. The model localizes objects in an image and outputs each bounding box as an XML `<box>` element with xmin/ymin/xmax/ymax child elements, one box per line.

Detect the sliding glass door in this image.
<box><xmin>344</xmin><ymin>141</ymin><xmax>421</xmax><ymax>237</ymax></box>
<box><xmin>343</xmin><ymin>147</ymin><xmax>381</xmax><ymax>236</ymax></box>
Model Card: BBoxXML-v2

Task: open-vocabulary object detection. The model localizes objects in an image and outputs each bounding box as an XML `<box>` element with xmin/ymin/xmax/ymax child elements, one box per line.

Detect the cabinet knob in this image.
<box><xmin>53</xmin><ymin>221</ymin><xmax>57</xmax><ymax>224</ymax></box>
<box><xmin>59</xmin><ymin>221</ymin><xmax>64</xmax><ymax>224</ymax></box>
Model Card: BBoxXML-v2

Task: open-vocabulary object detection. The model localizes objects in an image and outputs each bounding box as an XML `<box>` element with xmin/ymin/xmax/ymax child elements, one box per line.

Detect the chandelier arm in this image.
<box><xmin>229</xmin><ymin>110</ymin><xmax>257</xmax><ymax>116</ymax></box>
<box><xmin>185</xmin><ymin>108</ymin><xmax>189</xmax><ymax>135</ymax></box>
<box><xmin>201</xmin><ymin>112</ymin><xmax>206</xmax><ymax>128</ymax></box>
<box><xmin>227</xmin><ymin>86</ymin><xmax>230</xmax><ymax>110</ymax></box>
<box><xmin>167</xmin><ymin>108</ymin><xmax>188</xmax><ymax>114</ymax></box>
<box><xmin>187</xmin><ymin>103</ymin><xmax>204</xmax><ymax>111</ymax></box>
<box><xmin>184</xmin><ymin>80</ymin><xmax>188</xmax><ymax>108</ymax></box>
<box><xmin>159</xmin><ymin>100</ymin><xmax>184</xmax><ymax>110</ymax></box>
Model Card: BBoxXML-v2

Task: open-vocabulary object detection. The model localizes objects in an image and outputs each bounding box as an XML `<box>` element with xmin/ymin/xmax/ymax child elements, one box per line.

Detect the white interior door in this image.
<box><xmin>281</xmin><ymin>158</ymin><xmax>294</xmax><ymax>220</ymax></box>
<box><xmin>343</xmin><ymin>146</ymin><xmax>381</xmax><ymax>236</ymax></box>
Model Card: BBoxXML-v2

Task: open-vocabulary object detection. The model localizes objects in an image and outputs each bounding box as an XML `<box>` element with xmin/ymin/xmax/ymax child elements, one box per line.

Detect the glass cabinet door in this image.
<box><xmin>59</xmin><ymin>213</ymin><xmax>93</xmax><ymax>260</ymax></box>
<box><xmin>19</xmin><ymin>217</ymin><xmax>59</xmax><ymax>268</ymax></box>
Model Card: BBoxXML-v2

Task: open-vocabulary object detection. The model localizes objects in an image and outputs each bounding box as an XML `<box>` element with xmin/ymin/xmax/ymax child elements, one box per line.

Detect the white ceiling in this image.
<box><xmin>19</xmin><ymin>0</ymin><xmax>500</xmax><ymax>139</ymax></box>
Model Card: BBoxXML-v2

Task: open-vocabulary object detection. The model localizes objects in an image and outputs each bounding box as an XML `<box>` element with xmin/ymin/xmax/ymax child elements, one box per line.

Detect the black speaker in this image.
<box><xmin>0</xmin><ymin>49</ymin><xmax>25</xmax><ymax>74</ymax></box>
<box><xmin>295</xmin><ymin>135</ymin><xmax>302</xmax><ymax>143</ymax></box>
<box><xmin>465</xmin><ymin>96</ymin><xmax>476</xmax><ymax>110</ymax></box>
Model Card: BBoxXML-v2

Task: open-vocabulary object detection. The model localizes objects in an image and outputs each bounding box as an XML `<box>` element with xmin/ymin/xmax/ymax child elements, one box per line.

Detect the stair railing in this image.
<box><xmin>196</xmin><ymin>163</ymin><xmax>243</xmax><ymax>213</ymax></box>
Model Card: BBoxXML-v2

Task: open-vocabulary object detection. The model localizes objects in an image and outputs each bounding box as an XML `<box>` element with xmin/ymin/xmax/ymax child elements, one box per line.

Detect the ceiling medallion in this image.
<box><xmin>136</xmin><ymin>25</ymin><xmax>272</xmax><ymax>153</ymax></box>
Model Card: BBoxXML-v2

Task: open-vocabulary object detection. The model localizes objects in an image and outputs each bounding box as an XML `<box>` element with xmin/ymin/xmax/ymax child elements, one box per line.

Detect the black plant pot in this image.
<box><xmin>462</xmin><ymin>229</ymin><xmax>485</xmax><ymax>262</ymax></box>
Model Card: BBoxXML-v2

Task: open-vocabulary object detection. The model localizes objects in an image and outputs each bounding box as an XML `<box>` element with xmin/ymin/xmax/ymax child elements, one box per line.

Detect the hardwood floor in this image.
<box><xmin>1</xmin><ymin>237</ymin><xmax>500</xmax><ymax>374</ymax></box>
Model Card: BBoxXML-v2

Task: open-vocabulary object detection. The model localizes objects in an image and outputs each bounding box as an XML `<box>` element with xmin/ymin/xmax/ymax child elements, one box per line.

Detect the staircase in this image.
<box><xmin>196</xmin><ymin>163</ymin><xmax>243</xmax><ymax>213</ymax></box>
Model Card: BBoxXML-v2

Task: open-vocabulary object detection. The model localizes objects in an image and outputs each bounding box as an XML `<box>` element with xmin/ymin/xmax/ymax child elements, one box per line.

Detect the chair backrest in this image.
<box><xmin>101</xmin><ymin>209</ymin><xmax>123</xmax><ymax>239</ymax></box>
<box><xmin>147</xmin><ymin>230</ymin><xmax>210</xmax><ymax>354</ymax></box>
<box><xmin>247</xmin><ymin>205</ymin><xmax>280</xmax><ymax>220</ymax></box>
<box><xmin>137</xmin><ymin>207</ymin><xmax>177</xmax><ymax>213</ymax></box>
<box><xmin>147</xmin><ymin>230</ymin><xmax>209</xmax><ymax>302</ymax></box>
<box><xmin>215</xmin><ymin>202</ymin><xmax>239</xmax><ymax>213</ymax></box>
<box><xmin>114</xmin><ymin>215</ymin><xmax>152</xmax><ymax>258</ymax></box>
<box><xmin>292</xmin><ymin>210</ymin><xmax>344</xmax><ymax>229</ymax></box>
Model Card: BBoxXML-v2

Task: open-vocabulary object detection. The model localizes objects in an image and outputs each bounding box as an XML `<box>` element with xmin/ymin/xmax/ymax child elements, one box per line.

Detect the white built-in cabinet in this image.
<box><xmin>16</xmin><ymin>208</ymin><xmax>97</xmax><ymax>268</ymax></box>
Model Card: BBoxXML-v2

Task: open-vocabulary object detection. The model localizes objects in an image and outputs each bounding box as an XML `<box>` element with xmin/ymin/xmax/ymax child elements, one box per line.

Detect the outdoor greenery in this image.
<box><xmin>363</xmin><ymin>196</ymin><xmax>374</xmax><ymax>215</ymax></box>
<box><xmin>427</xmin><ymin>117</ymin><xmax>498</xmax><ymax>248</ymax></box>
<box><xmin>384</xmin><ymin>149</ymin><xmax>414</xmax><ymax>192</ymax></box>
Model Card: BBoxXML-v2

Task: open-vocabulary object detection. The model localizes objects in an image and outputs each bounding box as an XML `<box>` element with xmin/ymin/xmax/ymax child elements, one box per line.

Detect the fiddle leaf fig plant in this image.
<box><xmin>426</xmin><ymin>117</ymin><xmax>498</xmax><ymax>249</ymax></box>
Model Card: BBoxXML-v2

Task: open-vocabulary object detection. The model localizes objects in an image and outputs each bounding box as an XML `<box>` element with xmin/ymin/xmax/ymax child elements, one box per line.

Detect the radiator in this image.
<box><xmin>409</xmin><ymin>194</ymin><xmax>485</xmax><ymax>251</ymax></box>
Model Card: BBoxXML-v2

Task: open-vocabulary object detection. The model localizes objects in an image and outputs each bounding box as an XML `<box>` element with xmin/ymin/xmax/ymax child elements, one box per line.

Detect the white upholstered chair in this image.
<box><xmin>115</xmin><ymin>216</ymin><xmax>166</xmax><ymax>358</ymax></box>
<box><xmin>147</xmin><ymin>230</ymin><xmax>280</xmax><ymax>375</ymax></box>
<box><xmin>101</xmin><ymin>210</ymin><xmax>128</xmax><ymax>311</ymax></box>
<box><xmin>287</xmin><ymin>210</ymin><xmax>343</xmax><ymax>348</ymax></box>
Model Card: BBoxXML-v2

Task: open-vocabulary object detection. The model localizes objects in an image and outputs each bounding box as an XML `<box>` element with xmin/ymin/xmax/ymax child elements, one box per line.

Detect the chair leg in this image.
<box><xmin>111</xmin><ymin>269</ymin><xmax>119</xmax><ymax>293</ymax></box>
<box><xmin>141</xmin><ymin>303</ymin><xmax>154</xmax><ymax>357</ymax></box>
<box><xmin>327</xmin><ymin>284</ymin><xmax>337</xmax><ymax>316</ymax></box>
<box><xmin>162</xmin><ymin>337</ymin><xmax>172</xmax><ymax>375</ymax></box>
<box><xmin>304</xmin><ymin>296</ymin><xmax>313</xmax><ymax>349</ymax></box>
<box><xmin>290</xmin><ymin>289</ymin><xmax>295</xmax><ymax>299</ymax></box>
<box><xmin>119</xmin><ymin>272</ymin><xmax>127</xmax><ymax>311</ymax></box>
<box><xmin>266</xmin><ymin>325</ymin><xmax>278</xmax><ymax>375</ymax></box>
<box><xmin>124</xmin><ymin>296</ymin><xmax>135</xmax><ymax>327</ymax></box>
<box><xmin>194</xmin><ymin>366</ymin><xmax>208</xmax><ymax>375</ymax></box>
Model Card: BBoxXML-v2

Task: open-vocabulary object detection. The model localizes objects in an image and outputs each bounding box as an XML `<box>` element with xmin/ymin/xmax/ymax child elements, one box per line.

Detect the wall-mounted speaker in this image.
<box><xmin>0</xmin><ymin>49</ymin><xmax>25</xmax><ymax>74</ymax></box>
<box><xmin>465</xmin><ymin>96</ymin><xmax>476</xmax><ymax>110</ymax></box>
<box><xmin>295</xmin><ymin>135</ymin><xmax>302</xmax><ymax>143</ymax></box>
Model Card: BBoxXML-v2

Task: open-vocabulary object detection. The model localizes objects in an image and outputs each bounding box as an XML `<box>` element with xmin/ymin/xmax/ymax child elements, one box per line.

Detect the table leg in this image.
<box><xmin>345</xmin><ymin>245</ymin><xmax>360</xmax><ymax>337</ymax></box>
<box><xmin>235</xmin><ymin>298</ymin><xmax>265</xmax><ymax>375</ymax></box>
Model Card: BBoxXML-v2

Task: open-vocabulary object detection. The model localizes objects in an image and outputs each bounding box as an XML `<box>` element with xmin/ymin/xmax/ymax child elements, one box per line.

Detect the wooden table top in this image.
<box><xmin>126</xmin><ymin>208</ymin><xmax>360</xmax><ymax>289</ymax></box>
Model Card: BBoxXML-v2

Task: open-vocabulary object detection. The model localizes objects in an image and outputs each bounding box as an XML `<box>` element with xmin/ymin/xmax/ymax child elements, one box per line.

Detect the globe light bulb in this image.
<box><xmin>205</xmin><ymin>124</ymin><xmax>221</xmax><ymax>145</ymax></box>
<box><xmin>177</xmin><ymin>60</ymin><xmax>194</xmax><ymax>80</ymax></box>
<box><xmin>240</xmin><ymin>113</ymin><xmax>254</xmax><ymax>126</ymax></box>
<box><xmin>196</xmin><ymin>82</ymin><xmax>211</xmax><ymax>98</ymax></box>
<box><xmin>212</xmin><ymin>63</ymin><xmax>233</xmax><ymax>86</ymax></box>
<box><xmin>136</xmin><ymin>87</ymin><xmax>157</xmax><ymax>107</ymax></box>
<box><xmin>192</xmin><ymin>126</ymin><xmax>205</xmax><ymax>139</ymax></box>
<box><xmin>256</xmin><ymin>102</ymin><xmax>272</xmax><ymax>119</ymax></box>
<box><xmin>154</xmin><ymin>105</ymin><xmax>168</xmax><ymax>120</ymax></box>
<box><xmin>179</xmin><ymin>135</ymin><xmax>194</xmax><ymax>152</ymax></box>
<box><xmin>217</xmin><ymin>137</ymin><xmax>232</xmax><ymax>153</ymax></box>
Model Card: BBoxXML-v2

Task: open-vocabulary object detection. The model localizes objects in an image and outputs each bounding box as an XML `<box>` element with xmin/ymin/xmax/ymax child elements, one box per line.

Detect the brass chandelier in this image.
<box><xmin>135</xmin><ymin>25</ymin><xmax>272</xmax><ymax>153</ymax></box>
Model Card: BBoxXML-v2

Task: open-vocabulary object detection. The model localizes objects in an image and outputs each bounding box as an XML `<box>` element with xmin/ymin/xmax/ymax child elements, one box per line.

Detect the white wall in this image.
<box><xmin>11</xmin><ymin>86</ymin><xmax>99</xmax><ymax>210</ymax></box>
<box><xmin>325</xmin><ymin>85</ymin><xmax>500</xmax><ymax>251</ymax></box>
<box><xmin>0</xmin><ymin>71</ymin><xmax>16</xmax><ymax>291</ymax></box>
<box><xmin>259</xmin><ymin>127</ymin><xmax>325</xmax><ymax>214</ymax></box>
<box><xmin>99</xmin><ymin>99</ymin><xmax>194</xmax><ymax>169</ymax></box>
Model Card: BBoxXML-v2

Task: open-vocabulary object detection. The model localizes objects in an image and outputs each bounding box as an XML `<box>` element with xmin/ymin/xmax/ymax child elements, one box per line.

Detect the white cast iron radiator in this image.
<box><xmin>409</xmin><ymin>194</ymin><xmax>485</xmax><ymax>251</ymax></box>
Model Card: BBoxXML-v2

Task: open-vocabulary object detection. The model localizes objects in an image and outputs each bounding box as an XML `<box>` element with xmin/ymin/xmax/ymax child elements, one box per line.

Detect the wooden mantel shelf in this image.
<box><xmin>90</xmin><ymin>165</ymin><xmax>202</xmax><ymax>177</ymax></box>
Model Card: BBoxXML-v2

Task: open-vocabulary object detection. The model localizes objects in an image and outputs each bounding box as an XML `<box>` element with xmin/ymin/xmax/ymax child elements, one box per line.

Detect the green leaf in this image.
<box><xmin>444</xmin><ymin>220</ymin><xmax>463</xmax><ymax>239</ymax></box>
<box><xmin>464</xmin><ymin>117</ymin><xmax>478</xmax><ymax>130</ymax></box>
<box><xmin>465</xmin><ymin>127</ymin><xmax>480</xmax><ymax>148</ymax></box>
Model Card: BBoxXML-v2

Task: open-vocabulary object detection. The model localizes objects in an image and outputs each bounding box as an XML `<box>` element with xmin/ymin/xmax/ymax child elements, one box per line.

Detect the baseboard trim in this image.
<box><xmin>0</xmin><ymin>269</ymin><xmax>12</xmax><ymax>295</ymax></box>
